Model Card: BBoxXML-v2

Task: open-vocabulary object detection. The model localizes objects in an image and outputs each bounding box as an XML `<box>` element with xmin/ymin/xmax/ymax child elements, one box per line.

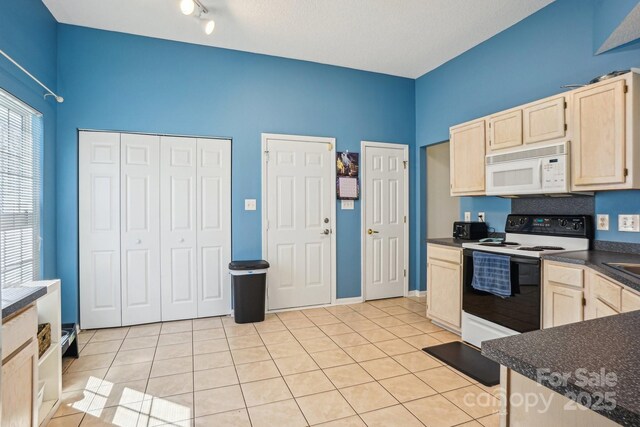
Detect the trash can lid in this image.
<box><xmin>229</xmin><ymin>260</ymin><xmax>270</xmax><ymax>270</ymax></box>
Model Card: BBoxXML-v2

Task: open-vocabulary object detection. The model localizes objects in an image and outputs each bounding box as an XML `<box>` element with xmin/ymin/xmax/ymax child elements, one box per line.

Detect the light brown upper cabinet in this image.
<box><xmin>523</xmin><ymin>96</ymin><xmax>567</xmax><ymax>144</ymax></box>
<box><xmin>571</xmin><ymin>77</ymin><xmax>628</xmax><ymax>190</ymax></box>
<box><xmin>449</xmin><ymin>119</ymin><xmax>486</xmax><ymax>196</ymax></box>
<box><xmin>487</xmin><ymin>109</ymin><xmax>522</xmax><ymax>152</ymax></box>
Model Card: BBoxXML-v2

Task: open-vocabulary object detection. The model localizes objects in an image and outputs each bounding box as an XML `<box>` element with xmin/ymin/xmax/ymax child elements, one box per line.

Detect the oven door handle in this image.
<box><xmin>509</xmin><ymin>256</ymin><xmax>541</xmax><ymax>265</ymax></box>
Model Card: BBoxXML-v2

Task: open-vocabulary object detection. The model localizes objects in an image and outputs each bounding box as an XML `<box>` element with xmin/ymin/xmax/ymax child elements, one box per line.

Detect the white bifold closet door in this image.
<box><xmin>160</xmin><ymin>137</ymin><xmax>232</xmax><ymax>320</ymax></box>
<box><xmin>120</xmin><ymin>133</ymin><xmax>161</xmax><ymax>326</ymax></box>
<box><xmin>160</xmin><ymin>136</ymin><xmax>198</xmax><ymax>321</ymax></box>
<box><xmin>79</xmin><ymin>132</ymin><xmax>122</xmax><ymax>329</ymax></box>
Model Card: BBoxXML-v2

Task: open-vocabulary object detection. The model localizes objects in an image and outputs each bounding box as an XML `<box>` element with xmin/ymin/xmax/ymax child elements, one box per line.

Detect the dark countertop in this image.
<box><xmin>2</xmin><ymin>285</ymin><xmax>47</xmax><ymax>319</ymax></box>
<box><xmin>482</xmin><ymin>311</ymin><xmax>640</xmax><ymax>426</ymax></box>
<box><xmin>426</xmin><ymin>237</ymin><xmax>471</xmax><ymax>248</ymax></box>
<box><xmin>543</xmin><ymin>250</ymin><xmax>640</xmax><ymax>293</ymax></box>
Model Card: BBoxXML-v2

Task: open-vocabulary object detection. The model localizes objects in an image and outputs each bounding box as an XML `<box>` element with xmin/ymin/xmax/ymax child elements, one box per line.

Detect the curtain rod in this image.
<box><xmin>0</xmin><ymin>49</ymin><xmax>64</xmax><ymax>103</ymax></box>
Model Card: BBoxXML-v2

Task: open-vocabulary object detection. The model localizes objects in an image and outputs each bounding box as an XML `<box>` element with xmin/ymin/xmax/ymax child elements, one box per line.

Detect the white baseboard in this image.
<box><xmin>407</xmin><ymin>290</ymin><xmax>426</xmax><ymax>297</ymax></box>
<box><xmin>335</xmin><ymin>296</ymin><xmax>364</xmax><ymax>305</ymax></box>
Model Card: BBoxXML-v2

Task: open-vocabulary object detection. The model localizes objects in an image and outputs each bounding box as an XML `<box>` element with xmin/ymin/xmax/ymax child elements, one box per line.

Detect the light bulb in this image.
<box><xmin>180</xmin><ymin>0</ymin><xmax>195</xmax><ymax>15</ymax></box>
<box><xmin>203</xmin><ymin>19</ymin><xmax>215</xmax><ymax>35</ymax></box>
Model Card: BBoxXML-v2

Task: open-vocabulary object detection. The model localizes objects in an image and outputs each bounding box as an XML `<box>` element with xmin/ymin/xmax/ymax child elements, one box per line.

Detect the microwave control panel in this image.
<box><xmin>541</xmin><ymin>157</ymin><xmax>567</xmax><ymax>189</ymax></box>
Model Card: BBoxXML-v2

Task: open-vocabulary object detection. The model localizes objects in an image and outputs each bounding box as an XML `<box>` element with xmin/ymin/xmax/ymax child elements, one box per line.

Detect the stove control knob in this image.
<box><xmin>573</xmin><ymin>222</ymin><xmax>581</xmax><ymax>231</ymax></box>
<box><xmin>508</xmin><ymin>219</ymin><xmax>515</xmax><ymax>227</ymax></box>
<box><xmin>560</xmin><ymin>219</ymin><xmax>568</xmax><ymax>227</ymax></box>
<box><xmin>519</xmin><ymin>217</ymin><xmax>526</xmax><ymax>225</ymax></box>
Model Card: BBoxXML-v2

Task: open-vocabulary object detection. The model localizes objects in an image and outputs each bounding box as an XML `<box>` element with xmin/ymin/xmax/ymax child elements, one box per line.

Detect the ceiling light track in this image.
<box><xmin>179</xmin><ymin>0</ymin><xmax>215</xmax><ymax>35</ymax></box>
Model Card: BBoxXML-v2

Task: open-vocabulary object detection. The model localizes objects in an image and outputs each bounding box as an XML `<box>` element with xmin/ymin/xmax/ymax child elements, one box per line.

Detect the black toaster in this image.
<box><xmin>452</xmin><ymin>221</ymin><xmax>488</xmax><ymax>240</ymax></box>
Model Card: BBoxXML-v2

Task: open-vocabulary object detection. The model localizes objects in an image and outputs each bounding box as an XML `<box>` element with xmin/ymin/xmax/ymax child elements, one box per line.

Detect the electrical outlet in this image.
<box><xmin>244</xmin><ymin>199</ymin><xmax>257</xmax><ymax>211</ymax></box>
<box><xmin>464</xmin><ymin>211</ymin><xmax>471</xmax><ymax>222</ymax></box>
<box><xmin>478</xmin><ymin>212</ymin><xmax>485</xmax><ymax>222</ymax></box>
<box><xmin>597</xmin><ymin>214</ymin><xmax>609</xmax><ymax>231</ymax></box>
<box><xmin>618</xmin><ymin>214</ymin><xmax>640</xmax><ymax>232</ymax></box>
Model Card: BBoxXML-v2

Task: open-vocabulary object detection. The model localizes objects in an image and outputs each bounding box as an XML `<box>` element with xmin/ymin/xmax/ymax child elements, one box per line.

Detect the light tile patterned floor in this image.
<box><xmin>50</xmin><ymin>296</ymin><xmax>500</xmax><ymax>427</ymax></box>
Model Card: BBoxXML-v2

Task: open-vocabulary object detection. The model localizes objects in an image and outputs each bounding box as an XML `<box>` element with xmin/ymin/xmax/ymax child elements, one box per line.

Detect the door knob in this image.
<box><xmin>321</xmin><ymin>229</ymin><xmax>330</xmax><ymax>235</ymax></box>
<box><xmin>367</xmin><ymin>229</ymin><xmax>379</xmax><ymax>235</ymax></box>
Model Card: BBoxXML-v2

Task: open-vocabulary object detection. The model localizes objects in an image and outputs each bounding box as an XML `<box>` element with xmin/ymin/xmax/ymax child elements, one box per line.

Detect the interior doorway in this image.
<box><xmin>427</xmin><ymin>141</ymin><xmax>459</xmax><ymax>238</ymax></box>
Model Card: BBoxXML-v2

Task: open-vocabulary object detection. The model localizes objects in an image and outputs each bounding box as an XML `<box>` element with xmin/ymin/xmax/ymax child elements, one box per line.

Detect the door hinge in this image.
<box><xmin>264</xmin><ymin>150</ymin><xmax>270</xmax><ymax>161</ymax></box>
<box><xmin>564</xmin><ymin>101</ymin><xmax>568</xmax><ymax>109</ymax></box>
<box><xmin>403</xmin><ymin>160</ymin><xmax>407</xmax><ymax>170</ymax></box>
<box><xmin>266</xmin><ymin>220</ymin><xmax>270</xmax><ymax>230</ymax></box>
<box><xmin>404</xmin><ymin>269</ymin><xmax>407</xmax><ymax>278</ymax></box>
<box><xmin>624</xmin><ymin>85</ymin><xmax>629</xmax><ymax>94</ymax></box>
<box><xmin>582</xmin><ymin>297</ymin><xmax>587</xmax><ymax>306</ymax></box>
<box><xmin>624</xmin><ymin>168</ymin><xmax>629</xmax><ymax>177</ymax></box>
<box><xmin>564</xmin><ymin>123</ymin><xmax>568</xmax><ymax>131</ymax></box>
<box><xmin>404</xmin><ymin>215</ymin><xmax>407</xmax><ymax>224</ymax></box>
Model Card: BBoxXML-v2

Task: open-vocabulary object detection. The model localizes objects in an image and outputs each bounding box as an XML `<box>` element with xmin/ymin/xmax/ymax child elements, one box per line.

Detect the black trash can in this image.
<box><xmin>229</xmin><ymin>260</ymin><xmax>270</xmax><ymax>324</ymax></box>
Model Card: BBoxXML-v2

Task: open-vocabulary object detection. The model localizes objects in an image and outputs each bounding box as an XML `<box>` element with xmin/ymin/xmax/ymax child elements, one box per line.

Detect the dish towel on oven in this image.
<box><xmin>471</xmin><ymin>251</ymin><xmax>512</xmax><ymax>297</ymax></box>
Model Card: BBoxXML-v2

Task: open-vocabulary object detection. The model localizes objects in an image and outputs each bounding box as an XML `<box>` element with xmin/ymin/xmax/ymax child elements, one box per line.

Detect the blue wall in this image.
<box><xmin>56</xmin><ymin>25</ymin><xmax>416</xmax><ymax>323</ymax></box>
<box><xmin>415</xmin><ymin>0</ymin><xmax>640</xmax><ymax>290</ymax></box>
<box><xmin>0</xmin><ymin>0</ymin><xmax>57</xmax><ymax>280</ymax></box>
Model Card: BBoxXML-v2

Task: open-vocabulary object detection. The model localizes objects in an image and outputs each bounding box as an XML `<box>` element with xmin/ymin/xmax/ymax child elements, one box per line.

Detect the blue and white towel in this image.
<box><xmin>471</xmin><ymin>251</ymin><xmax>512</xmax><ymax>297</ymax></box>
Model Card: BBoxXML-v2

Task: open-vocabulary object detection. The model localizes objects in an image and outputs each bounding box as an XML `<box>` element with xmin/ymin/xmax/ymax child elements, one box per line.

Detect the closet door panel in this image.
<box><xmin>197</xmin><ymin>138</ymin><xmax>232</xmax><ymax>317</ymax></box>
<box><xmin>79</xmin><ymin>131</ymin><xmax>122</xmax><ymax>329</ymax></box>
<box><xmin>161</xmin><ymin>136</ymin><xmax>198</xmax><ymax>321</ymax></box>
<box><xmin>121</xmin><ymin>133</ymin><xmax>161</xmax><ymax>326</ymax></box>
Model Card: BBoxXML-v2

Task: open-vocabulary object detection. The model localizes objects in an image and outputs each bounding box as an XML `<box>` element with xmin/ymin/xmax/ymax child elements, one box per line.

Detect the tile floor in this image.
<box><xmin>51</xmin><ymin>296</ymin><xmax>500</xmax><ymax>427</ymax></box>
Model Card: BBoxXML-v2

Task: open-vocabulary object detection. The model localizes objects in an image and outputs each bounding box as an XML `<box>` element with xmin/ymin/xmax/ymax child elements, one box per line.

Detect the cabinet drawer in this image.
<box><xmin>2</xmin><ymin>305</ymin><xmax>37</xmax><ymax>360</ymax></box>
<box><xmin>427</xmin><ymin>245</ymin><xmax>461</xmax><ymax>264</ymax></box>
<box><xmin>591</xmin><ymin>274</ymin><xmax>622</xmax><ymax>311</ymax></box>
<box><xmin>545</xmin><ymin>263</ymin><xmax>583</xmax><ymax>288</ymax></box>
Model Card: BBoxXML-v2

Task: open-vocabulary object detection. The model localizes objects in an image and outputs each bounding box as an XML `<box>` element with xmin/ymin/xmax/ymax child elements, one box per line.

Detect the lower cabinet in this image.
<box><xmin>543</xmin><ymin>260</ymin><xmax>640</xmax><ymax>327</ymax></box>
<box><xmin>542</xmin><ymin>262</ymin><xmax>584</xmax><ymax>328</ymax></box>
<box><xmin>1</xmin><ymin>306</ymin><xmax>38</xmax><ymax>427</ymax></box>
<box><xmin>426</xmin><ymin>244</ymin><xmax>462</xmax><ymax>333</ymax></box>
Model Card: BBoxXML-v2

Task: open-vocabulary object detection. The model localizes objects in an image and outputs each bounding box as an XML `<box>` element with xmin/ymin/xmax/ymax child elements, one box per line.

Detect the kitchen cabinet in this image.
<box><xmin>487</xmin><ymin>109</ymin><xmax>522</xmax><ymax>152</ymax></box>
<box><xmin>522</xmin><ymin>96</ymin><xmax>567</xmax><ymax>144</ymax></box>
<box><xmin>622</xmin><ymin>288</ymin><xmax>640</xmax><ymax>312</ymax></box>
<box><xmin>542</xmin><ymin>262</ymin><xmax>584</xmax><ymax>328</ymax></box>
<box><xmin>1</xmin><ymin>306</ymin><xmax>38</xmax><ymax>427</ymax></box>
<box><xmin>427</xmin><ymin>244</ymin><xmax>462</xmax><ymax>333</ymax></box>
<box><xmin>572</xmin><ymin>78</ymin><xmax>627</xmax><ymax>189</ymax></box>
<box><xmin>449</xmin><ymin>119</ymin><xmax>486</xmax><ymax>196</ymax></box>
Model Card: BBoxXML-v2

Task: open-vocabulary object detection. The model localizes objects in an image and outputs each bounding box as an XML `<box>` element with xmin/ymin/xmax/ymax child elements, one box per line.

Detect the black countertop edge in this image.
<box><xmin>542</xmin><ymin>250</ymin><xmax>640</xmax><ymax>293</ymax></box>
<box><xmin>483</xmin><ymin>344</ymin><xmax>638</xmax><ymax>426</ymax></box>
<box><xmin>2</xmin><ymin>286</ymin><xmax>47</xmax><ymax>319</ymax></box>
<box><xmin>426</xmin><ymin>238</ymin><xmax>470</xmax><ymax>248</ymax></box>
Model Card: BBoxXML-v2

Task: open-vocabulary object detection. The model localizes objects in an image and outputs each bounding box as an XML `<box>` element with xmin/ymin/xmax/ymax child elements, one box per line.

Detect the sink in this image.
<box><xmin>604</xmin><ymin>263</ymin><xmax>640</xmax><ymax>278</ymax></box>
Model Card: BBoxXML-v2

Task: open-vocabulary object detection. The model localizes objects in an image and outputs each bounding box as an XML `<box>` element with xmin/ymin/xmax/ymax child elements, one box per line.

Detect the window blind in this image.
<box><xmin>0</xmin><ymin>89</ymin><xmax>42</xmax><ymax>287</ymax></box>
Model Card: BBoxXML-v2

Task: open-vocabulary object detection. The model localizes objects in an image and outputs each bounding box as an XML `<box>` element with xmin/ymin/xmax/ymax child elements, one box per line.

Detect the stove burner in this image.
<box><xmin>518</xmin><ymin>246</ymin><xmax>565</xmax><ymax>251</ymax></box>
<box><xmin>503</xmin><ymin>242</ymin><xmax>519</xmax><ymax>246</ymax></box>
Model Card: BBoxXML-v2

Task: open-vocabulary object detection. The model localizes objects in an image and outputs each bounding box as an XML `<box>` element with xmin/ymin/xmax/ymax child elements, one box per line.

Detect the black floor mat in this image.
<box><xmin>423</xmin><ymin>342</ymin><xmax>500</xmax><ymax>386</ymax></box>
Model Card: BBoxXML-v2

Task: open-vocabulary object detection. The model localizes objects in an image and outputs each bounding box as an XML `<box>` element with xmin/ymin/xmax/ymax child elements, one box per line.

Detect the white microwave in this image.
<box><xmin>485</xmin><ymin>141</ymin><xmax>570</xmax><ymax>196</ymax></box>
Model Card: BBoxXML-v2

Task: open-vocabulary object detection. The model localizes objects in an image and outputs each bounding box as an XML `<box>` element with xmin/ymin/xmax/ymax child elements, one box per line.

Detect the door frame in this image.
<box><xmin>261</xmin><ymin>133</ymin><xmax>338</xmax><ymax>310</ymax></box>
<box><xmin>360</xmin><ymin>141</ymin><xmax>410</xmax><ymax>301</ymax></box>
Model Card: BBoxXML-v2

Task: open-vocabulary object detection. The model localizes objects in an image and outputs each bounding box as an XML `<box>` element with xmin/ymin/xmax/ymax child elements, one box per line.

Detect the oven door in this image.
<box><xmin>462</xmin><ymin>249</ymin><xmax>541</xmax><ymax>333</ymax></box>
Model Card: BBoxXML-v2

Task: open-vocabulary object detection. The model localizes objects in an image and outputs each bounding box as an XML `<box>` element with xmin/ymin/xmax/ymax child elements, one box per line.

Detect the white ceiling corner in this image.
<box><xmin>42</xmin><ymin>0</ymin><xmax>553</xmax><ymax>78</ymax></box>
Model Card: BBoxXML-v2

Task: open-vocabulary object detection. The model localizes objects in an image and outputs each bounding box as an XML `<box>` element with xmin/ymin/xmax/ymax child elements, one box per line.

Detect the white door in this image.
<box><xmin>363</xmin><ymin>143</ymin><xmax>407</xmax><ymax>300</ymax></box>
<box><xmin>160</xmin><ymin>136</ymin><xmax>198</xmax><ymax>321</ymax></box>
<box><xmin>264</xmin><ymin>134</ymin><xmax>335</xmax><ymax>310</ymax></box>
<box><xmin>79</xmin><ymin>131</ymin><xmax>122</xmax><ymax>329</ymax></box>
<box><xmin>120</xmin><ymin>133</ymin><xmax>161</xmax><ymax>325</ymax></box>
<box><xmin>197</xmin><ymin>138</ymin><xmax>232</xmax><ymax>317</ymax></box>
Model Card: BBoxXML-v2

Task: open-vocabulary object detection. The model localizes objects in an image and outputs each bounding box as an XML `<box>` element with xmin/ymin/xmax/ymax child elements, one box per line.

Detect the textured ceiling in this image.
<box><xmin>42</xmin><ymin>0</ymin><xmax>553</xmax><ymax>78</ymax></box>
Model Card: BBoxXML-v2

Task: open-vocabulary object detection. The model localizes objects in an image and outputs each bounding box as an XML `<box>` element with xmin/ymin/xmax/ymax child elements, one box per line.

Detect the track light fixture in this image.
<box><xmin>179</xmin><ymin>0</ymin><xmax>215</xmax><ymax>35</ymax></box>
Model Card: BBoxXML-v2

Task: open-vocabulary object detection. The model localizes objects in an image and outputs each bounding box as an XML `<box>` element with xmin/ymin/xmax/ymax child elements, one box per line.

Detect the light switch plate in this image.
<box><xmin>618</xmin><ymin>214</ymin><xmax>640</xmax><ymax>232</ymax></box>
<box><xmin>464</xmin><ymin>212</ymin><xmax>471</xmax><ymax>222</ymax></box>
<box><xmin>597</xmin><ymin>214</ymin><xmax>609</xmax><ymax>231</ymax></box>
<box><xmin>478</xmin><ymin>212</ymin><xmax>485</xmax><ymax>222</ymax></box>
<box><xmin>244</xmin><ymin>199</ymin><xmax>257</xmax><ymax>211</ymax></box>
<box><xmin>341</xmin><ymin>200</ymin><xmax>354</xmax><ymax>210</ymax></box>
